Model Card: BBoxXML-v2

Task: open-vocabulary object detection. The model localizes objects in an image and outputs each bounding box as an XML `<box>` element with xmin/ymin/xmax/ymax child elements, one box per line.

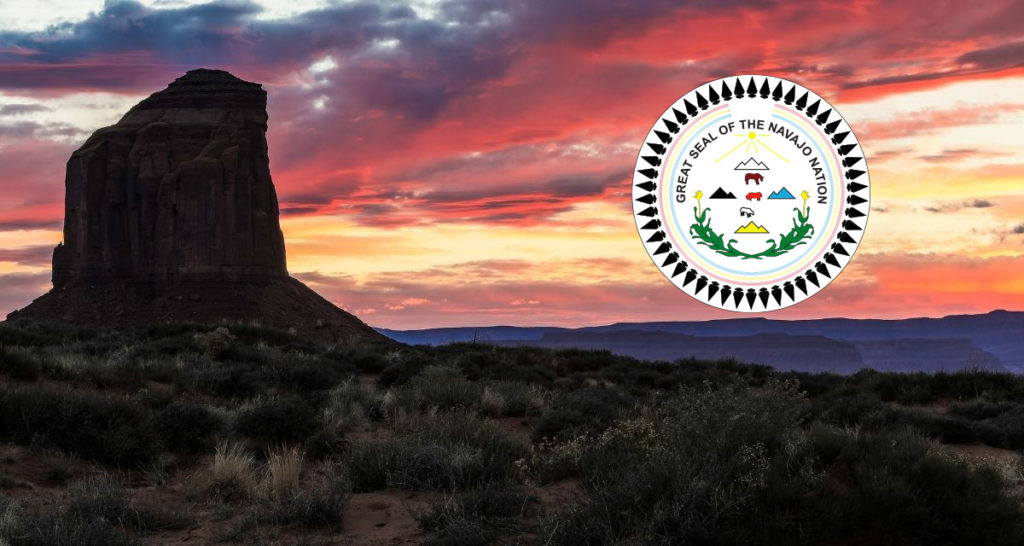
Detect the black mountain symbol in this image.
<box><xmin>709</xmin><ymin>187</ymin><xmax>736</xmax><ymax>199</ymax></box>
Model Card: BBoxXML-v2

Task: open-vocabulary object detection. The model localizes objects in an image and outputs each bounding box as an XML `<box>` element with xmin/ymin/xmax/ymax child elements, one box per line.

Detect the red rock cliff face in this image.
<box><xmin>10</xmin><ymin>69</ymin><xmax>385</xmax><ymax>343</ymax></box>
<box><xmin>53</xmin><ymin>69</ymin><xmax>287</xmax><ymax>285</ymax></box>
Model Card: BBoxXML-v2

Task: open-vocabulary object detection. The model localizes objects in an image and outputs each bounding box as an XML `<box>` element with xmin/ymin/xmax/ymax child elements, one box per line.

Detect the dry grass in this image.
<box><xmin>480</xmin><ymin>387</ymin><xmax>506</xmax><ymax>417</ymax></box>
<box><xmin>199</xmin><ymin>441</ymin><xmax>256</xmax><ymax>501</ymax></box>
<box><xmin>266</xmin><ymin>445</ymin><xmax>304</xmax><ymax>500</ymax></box>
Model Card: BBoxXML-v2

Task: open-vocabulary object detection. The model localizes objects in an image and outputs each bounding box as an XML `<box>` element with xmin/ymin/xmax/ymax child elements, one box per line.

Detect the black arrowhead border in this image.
<box><xmin>635</xmin><ymin>75</ymin><xmax>869</xmax><ymax>311</ymax></box>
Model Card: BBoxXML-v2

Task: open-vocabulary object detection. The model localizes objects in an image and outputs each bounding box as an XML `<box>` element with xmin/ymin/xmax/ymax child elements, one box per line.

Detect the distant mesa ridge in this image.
<box><xmin>378</xmin><ymin>310</ymin><xmax>1024</xmax><ymax>374</ymax></box>
<box><xmin>8</xmin><ymin>68</ymin><xmax>384</xmax><ymax>342</ymax></box>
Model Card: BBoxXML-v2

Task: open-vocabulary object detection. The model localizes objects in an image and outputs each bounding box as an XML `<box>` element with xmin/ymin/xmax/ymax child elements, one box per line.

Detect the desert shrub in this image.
<box><xmin>0</xmin><ymin>385</ymin><xmax>156</xmax><ymax>466</ymax></box>
<box><xmin>66</xmin><ymin>476</ymin><xmax>191</xmax><ymax>533</ymax></box>
<box><xmin>805</xmin><ymin>391</ymin><xmax>887</xmax><ymax>427</ymax></box>
<box><xmin>864</xmin><ymin>370</ymin><xmax>1024</xmax><ymax>405</ymax></box>
<box><xmin>346</xmin><ymin>411</ymin><xmax>525</xmax><ymax>492</ymax></box>
<box><xmin>175</xmin><ymin>361</ymin><xmax>267</xmax><ymax>399</ymax></box>
<box><xmin>144</xmin><ymin>333</ymin><xmax>200</xmax><ymax>356</ymax></box>
<box><xmin>531</xmin><ymin>387</ymin><xmax>636</xmax><ymax>443</ymax></box>
<box><xmin>718</xmin><ymin>425</ymin><xmax>1024</xmax><ymax>545</ymax></box>
<box><xmin>946</xmin><ymin>399</ymin><xmax>1024</xmax><ymax>448</ymax></box>
<box><xmin>234</xmin><ymin>396</ymin><xmax>320</xmax><ymax>445</ymax></box>
<box><xmin>0</xmin><ymin>346</ymin><xmax>41</xmax><ymax>381</ymax></box>
<box><xmin>539</xmin><ymin>380</ymin><xmax>1024</xmax><ymax>546</ymax></box>
<box><xmin>193</xmin><ymin>327</ymin><xmax>236</xmax><ymax>359</ymax></box>
<box><xmin>416</xmin><ymin>482</ymin><xmax>527</xmax><ymax>545</ymax></box>
<box><xmin>397</xmin><ymin>366</ymin><xmax>481</xmax><ymax>412</ymax></box>
<box><xmin>352</xmin><ymin>352</ymin><xmax>390</xmax><ymax>373</ymax></box>
<box><xmin>155</xmin><ymin>402</ymin><xmax>224</xmax><ymax>454</ymax></box>
<box><xmin>0</xmin><ymin>475</ymin><xmax>189</xmax><ymax>546</ymax></box>
<box><xmin>0</xmin><ymin>320</ymin><xmax>95</xmax><ymax>347</ymax></box>
<box><xmin>272</xmin><ymin>353</ymin><xmax>349</xmax><ymax>391</ymax></box>
<box><xmin>176</xmin><ymin>351</ymin><xmax>349</xmax><ymax>398</ymax></box>
<box><xmin>377</xmin><ymin>358</ymin><xmax>430</xmax><ymax>388</ymax></box>
<box><xmin>259</xmin><ymin>475</ymin><xmax>350</xmax><ymax>528</ymax></box>
<box><xmin>537</xmin><ymin>381</ymin><xmax>806</xmax><ymax>543</ymax></box>
<box><xmin>0</xmin><ymin>499</ymin><xmax>139</xmax><ymax>546</ymax></box>
<box><xmin>949</xmin><ymin>398</ymin><xmax>1022</xmax><ymax>420</ymax></box>
<box><xmin>223</xmin><ymin>323</ymin><xmax>307</xmax><ymax>347</ymax></box>
<box><xmin>481</xmin><ymin>381</ymin><xmax>547</xmax><ymax>417</ymax></box>
<box><xmin>321</xmin><ymin>380</ymin><xmax>377</xmax><ymax>434</ymax></box>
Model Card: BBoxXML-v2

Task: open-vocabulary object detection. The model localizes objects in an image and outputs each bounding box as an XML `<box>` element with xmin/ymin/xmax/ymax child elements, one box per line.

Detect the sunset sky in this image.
<box><xmin>1</xmin><ymin>0</ymin><xmax>1023</xmax><ymax>329</ymax></box>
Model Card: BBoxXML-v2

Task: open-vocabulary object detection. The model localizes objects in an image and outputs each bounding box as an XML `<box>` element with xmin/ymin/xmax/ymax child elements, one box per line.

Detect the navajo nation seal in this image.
<box><xmin>632</xmin><ymin>76</ymin><xmax>869</xmax><ymax>311</ymax></box>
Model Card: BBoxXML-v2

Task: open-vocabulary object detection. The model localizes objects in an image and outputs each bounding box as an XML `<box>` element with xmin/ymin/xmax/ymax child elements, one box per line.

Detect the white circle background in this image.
<box><xmin>632</xmin><ymin>75</ymin><xmax>870</xmax><ymax>312</ymax></box>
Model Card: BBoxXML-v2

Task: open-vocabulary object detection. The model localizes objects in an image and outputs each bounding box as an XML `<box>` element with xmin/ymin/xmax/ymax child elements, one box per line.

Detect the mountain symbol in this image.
<box><xmin>709</xmin><ymin>187</ymin><xmax>736</xmax><ymax>199</ymax></box>
<box><xmin>734</xmin><ymin>158</ymin><xmax>769</xmax><ymax>171</ymax></box>
<box><xmin>735</xmin><ymin>221</ymin><xmax>769</xmax><ymax>234</ymax></box>
<box><xmin>768</xmin><ymin>187</ymin><xmax>795</xmax><ymax>199</ymax></box>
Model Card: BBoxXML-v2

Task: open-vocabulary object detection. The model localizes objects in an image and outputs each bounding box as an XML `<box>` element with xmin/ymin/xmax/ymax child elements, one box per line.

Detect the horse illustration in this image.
<box><xmin>739</xmin><ymin>207</ymin><xmax>755</xmax><ymax>217</ymax></box>
<box><xmin>744</xmin><ymin>173</ymin><xmax>764</xmax><ymax>185</ymax></box>
<box><xmin>745</xmin><ymin>192</ymin><xmax>762</xmax><ymax>201</ymax></box>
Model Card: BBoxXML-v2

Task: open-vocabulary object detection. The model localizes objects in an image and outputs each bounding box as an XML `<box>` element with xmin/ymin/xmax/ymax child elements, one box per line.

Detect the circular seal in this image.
<box><xmin>632</xmin><ymin>75</ymin><xmax>869</xmax><ymax>312</ymax></box>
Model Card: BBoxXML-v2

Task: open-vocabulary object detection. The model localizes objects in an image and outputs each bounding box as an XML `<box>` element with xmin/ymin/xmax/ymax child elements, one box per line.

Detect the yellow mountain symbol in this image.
<box><xmin>735</xmin><ymin>221</ymin><xmax>769</xmax><ymax>234</ymax></box>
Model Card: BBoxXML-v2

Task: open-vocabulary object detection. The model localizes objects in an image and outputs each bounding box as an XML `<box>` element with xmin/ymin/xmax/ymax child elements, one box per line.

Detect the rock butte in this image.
<box><xmin>8</xmin><ymin>69</ymin><xmax>384</xmax><ymax>342</ymax></box>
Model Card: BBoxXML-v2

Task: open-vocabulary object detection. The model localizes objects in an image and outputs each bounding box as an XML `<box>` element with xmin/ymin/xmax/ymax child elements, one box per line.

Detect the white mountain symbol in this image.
<box><xmin>733</xmin><ymin>158</ymin><xmax>769</xmax><ymax>171</ymax></box>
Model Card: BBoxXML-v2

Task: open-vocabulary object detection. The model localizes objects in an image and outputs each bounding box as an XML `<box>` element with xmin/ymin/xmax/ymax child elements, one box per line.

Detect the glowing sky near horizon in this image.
<box><xmin>1</xmin><ymin>0</ymin><xmax>1023</xmax><ymax>329</ymax></box>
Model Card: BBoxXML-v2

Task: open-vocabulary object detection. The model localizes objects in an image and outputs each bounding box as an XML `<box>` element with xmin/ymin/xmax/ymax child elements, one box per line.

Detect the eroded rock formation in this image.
<box><xmin>9</xmin><ymin>69</ymin><xmax>383</xmax><ymax>342</ymax></box>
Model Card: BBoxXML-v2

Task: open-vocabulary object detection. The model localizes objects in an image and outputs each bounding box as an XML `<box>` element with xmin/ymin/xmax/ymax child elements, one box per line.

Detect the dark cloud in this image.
<box><xmin>0</xmin><ymin>104</ymin><xmax>52</xmax><ymax>116</ymax></box>
<box><xmin>0</xmin><ymin>244</ymin><xmax>53</xmax><ymax>267</ymax></box>
<box><xmin>843</xmin><ymin>70</ymin><xmax>965</xmax><ymax>91</ymax></box>
<box><xmin>0</xmin><ymin>218</ymin><xmax>62</xmax><ymax>230</ymax></box>
<box><xmin>918</xmin><ymin>148</ymin><xmax>1009</xmax><ymax>163</ymax></box>
<box><xmin>280</xmin><ymin>206</ymin><xmax>321</xmax><ymax>216</ymax></box>
<box><xmin>0</xmin><ymin>121</ymin><xmax>88</xmax><ymax>140</ymax></box>
<box><xmin>923</xmin><ymin>199</ymin><xmax>997</xmax><ymax>213</ymax></box>
<box><xmin>956</xmin><ymin>41</ymin><xmax>1024</xmax><ymax>70</ymax></box>
<box><xmin>417</xmin><ymin>171</ymin><xmax>623</xmax><ymax>204</ymax></box>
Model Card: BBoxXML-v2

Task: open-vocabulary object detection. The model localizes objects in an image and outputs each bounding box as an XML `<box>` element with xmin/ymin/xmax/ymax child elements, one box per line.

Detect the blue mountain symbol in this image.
<box><xmin>768</xmin><ymin>187</ymin><xmax>795</xmax><ymax>199</ymax></box>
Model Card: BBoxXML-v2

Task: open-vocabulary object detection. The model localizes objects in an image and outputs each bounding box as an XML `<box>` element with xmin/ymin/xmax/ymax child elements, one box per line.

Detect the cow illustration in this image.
<box><xmin>745</xmin><ymin>192</ymin><xmax>762</xmax><ymax>201</ymax></box>
<box><xmin>744</xmin><ymin>173</ymin><xmax>764</xmax><ymax>185</ymax></box>
<box><xmin>739</xmin><ymin>207</ymin><xmax>755</xmax><ymax>217</ymax></box>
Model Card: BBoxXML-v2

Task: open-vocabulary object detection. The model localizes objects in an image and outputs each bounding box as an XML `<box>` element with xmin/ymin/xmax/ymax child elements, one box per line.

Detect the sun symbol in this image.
<box><xmin>714</xmin><ymin>130</ymin><xmax>789</xmax><ymax>164</ymax></box>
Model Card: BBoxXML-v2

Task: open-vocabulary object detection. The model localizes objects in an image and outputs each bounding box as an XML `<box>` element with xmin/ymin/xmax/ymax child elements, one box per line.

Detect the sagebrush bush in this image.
<box><xmin>0</xmin><ymin>385</ymin><xmax>156</xmax><ymax>466</ymax></box>
<box><xmin>155</xmin><ymin>401</ymin><xmax>223</xmax><ymax>454</ymax></box>
<box><xmin>0</xmin><ymin>346</ymin><xmax>41</xmax><ymax>381</ymax></box>
<box><xmin>398</xmin><ymin>366</ymin><xmax>481</xmax><ymax>412</ymax></box>
<box><xmin>234</xmin><ymin>396</ymin><xmax>320</xmax><ymax>444</ymax></box>
<box><xmin>321</xmin><ymin>380</ymin><xmax>377</xmax><ymax>434</ymax></box>
<box><xmin>539</xmin><ymin>380</ymin><xmax>807</xmax><ymax>543</ymax></box>
<box><xmin>0</xmin><ymin>475</ymin><xmax>189</xmax><ymax>546</ymax></box>
<box><xmin>259</xmin><ymin>475</ymin><xmax>350</xmax><ymax>528</ymax></box>
<box><xmin>483</xmin><ymin>380</ymin><xmax>547</xmax><ymax>417</ymax></box>
<box><xmin>346</xmin><ymin>411</ymin><xmax>525</xmax><ymax>492</ymax></box>
<box><xmin>416</xmin><ymin>482</ymin><xmax>527</xmax><ymax>544</ymax></box>
<box><xmin>531</xmin><ymin>387</ymin><xmax>637</xmax><ymax>443</ymax></box>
